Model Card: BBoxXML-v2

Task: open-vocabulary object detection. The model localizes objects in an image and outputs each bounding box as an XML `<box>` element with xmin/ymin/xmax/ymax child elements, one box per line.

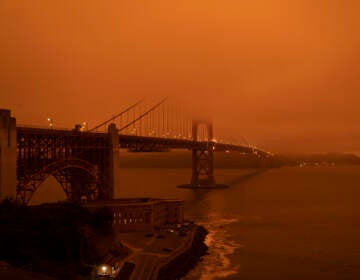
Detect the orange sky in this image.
<box><xmin>1</xmin><ymin>0</ymin><xmax>359</xmax><ymax>153</ymax></box>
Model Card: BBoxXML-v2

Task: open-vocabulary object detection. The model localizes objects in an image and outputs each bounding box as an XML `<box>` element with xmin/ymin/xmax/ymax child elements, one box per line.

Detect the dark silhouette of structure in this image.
<box><xmin>0</xmin><ymin>101</ymin><xmax>273</xmax><ymax>204</ymax></box>
<box><xmin>191</xmin><ymin>120</ymin><xmax>215</xmax><ymax>186</ymax></box>
<box><xmin>16</xmin><ymin>124</ymin><xmax>120</xmax><ymax>204</ymax></box>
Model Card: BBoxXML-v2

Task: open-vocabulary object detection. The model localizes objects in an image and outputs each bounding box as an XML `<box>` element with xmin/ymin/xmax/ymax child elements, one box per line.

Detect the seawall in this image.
<box><xmin>152</xmin><ymin>225</ymin><xmax>208</xmax><ymax>280</ymax></box>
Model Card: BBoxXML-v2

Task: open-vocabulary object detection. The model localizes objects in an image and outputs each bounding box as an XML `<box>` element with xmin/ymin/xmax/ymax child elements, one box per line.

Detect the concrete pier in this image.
<box><xmin>0</xmin><ymin>109</ymin><xmax>17</xmax><ymax>200</ymax></box>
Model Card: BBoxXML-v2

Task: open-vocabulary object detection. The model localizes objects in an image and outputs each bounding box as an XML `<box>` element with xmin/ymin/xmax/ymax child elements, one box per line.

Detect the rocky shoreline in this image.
<box><xmin>155</xmin><ymin>225</ymin><xmax>208</xmax><ymax>280</ymax></box>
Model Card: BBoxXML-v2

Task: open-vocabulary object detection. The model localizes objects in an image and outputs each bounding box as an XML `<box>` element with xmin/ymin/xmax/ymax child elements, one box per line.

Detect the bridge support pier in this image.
<box><xmin>107</xmin><ymin>123</ymin><xmax>120</xmax><ymax>199</ymax></box>
<box><xmin>0</xmin><ymin>109</ymin><xmax>17</xmax><ymax>201</ymax></box>
<box><xmin>178</xmin><ymin>120</ymin><xmax>228</xmax><ymax>189</ymax></box>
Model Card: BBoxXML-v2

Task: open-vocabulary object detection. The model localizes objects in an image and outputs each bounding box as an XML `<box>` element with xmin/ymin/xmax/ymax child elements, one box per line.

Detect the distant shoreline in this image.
<box><xmin>118</xmin><ymin>149</ymin><xmax>360</xmax><ymax>169</ymax></box>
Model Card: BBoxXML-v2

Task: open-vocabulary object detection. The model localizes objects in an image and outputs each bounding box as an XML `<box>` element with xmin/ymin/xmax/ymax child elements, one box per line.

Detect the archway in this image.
<box><xmin>17</xmin><ymin>157</ymin><xmax>105</xmax><ymax>205</ymax></box>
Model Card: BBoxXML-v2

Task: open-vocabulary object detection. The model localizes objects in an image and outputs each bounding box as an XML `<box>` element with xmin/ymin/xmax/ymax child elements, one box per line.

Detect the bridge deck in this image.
<box><xmin>16</xmin><ymin>126</ymin><xmax>270</xmax><ymax>156</ymax></box>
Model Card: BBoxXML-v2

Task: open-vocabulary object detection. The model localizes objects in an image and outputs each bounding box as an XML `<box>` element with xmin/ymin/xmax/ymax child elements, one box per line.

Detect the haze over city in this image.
<box><xmin>1</xmin><ymin>0</ymin><xmax>359</xmax><ymax>153</ymax></box>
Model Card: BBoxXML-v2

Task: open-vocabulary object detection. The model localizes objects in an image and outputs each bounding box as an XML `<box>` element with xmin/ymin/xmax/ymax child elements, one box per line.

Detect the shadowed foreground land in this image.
<box><xmin>0</xmin><ymin>200</ymin><xmax>126</xmax><ymax>279</ymax></box>
<box><xmin>0</xmin><ymin>198</ymin><xmax>209</xmax><ymax>280</ymax></box>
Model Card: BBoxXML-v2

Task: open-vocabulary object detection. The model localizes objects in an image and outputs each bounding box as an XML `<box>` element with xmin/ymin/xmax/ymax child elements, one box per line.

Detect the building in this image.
<box><xmin>84</xmin><ymin>198</ymin><xmax>184</xmax><ymax>232</ymax></box>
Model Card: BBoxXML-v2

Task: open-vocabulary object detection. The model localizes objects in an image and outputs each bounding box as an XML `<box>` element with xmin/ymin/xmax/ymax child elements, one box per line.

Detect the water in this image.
<box><xmin>118</xmin><ymin>166</ymin><xmax>360</xmax><ymax>280</ymax></box>
<box><xmin>33</xmin><ymin>165</ymin><xmax>360</xmax><ymax>279</ymax></box>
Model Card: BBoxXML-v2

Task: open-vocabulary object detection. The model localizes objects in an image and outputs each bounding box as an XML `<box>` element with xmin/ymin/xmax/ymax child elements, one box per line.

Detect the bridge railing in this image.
<box><xmin>17</xmin><ymin>124</ymin><xmax>106</xmax><ymax>134</ymax></box>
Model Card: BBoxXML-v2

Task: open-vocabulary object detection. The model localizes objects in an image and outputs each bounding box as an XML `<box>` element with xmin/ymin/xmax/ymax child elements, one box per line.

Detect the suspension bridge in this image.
<box><xmin>0</xmin><ymin>99</ymin><xmax>273</xmax><ymax>205</ymax></box>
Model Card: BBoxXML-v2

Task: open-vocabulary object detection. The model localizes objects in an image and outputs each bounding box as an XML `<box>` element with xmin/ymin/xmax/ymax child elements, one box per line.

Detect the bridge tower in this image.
<box><xmin>178</xmin><ymin>119</ymin><xmax>229</xmax><ymax>189</ymax></box>
<box><xmin>0</xmin><ymin>109</ymin><xmax>17</xmax><ymax>200</ymax></box>
<box><xmin>191</xmin><ymin>120</ymin><xmax>216</xmax><ymax>186</ymax></box>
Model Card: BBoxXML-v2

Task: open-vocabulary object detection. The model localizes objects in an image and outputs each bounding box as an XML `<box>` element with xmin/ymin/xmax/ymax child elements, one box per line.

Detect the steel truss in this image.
<box><xmin>17</xmin><ymin>127</ymin><xmax>112</xmax><ymax>204</ymax></box>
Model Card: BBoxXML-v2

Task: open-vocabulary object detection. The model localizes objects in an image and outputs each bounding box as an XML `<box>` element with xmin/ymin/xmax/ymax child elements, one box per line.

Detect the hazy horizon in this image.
<box><xmin>1</xmin><ymin>1</ymin><xmax>359</xmax><ymax>153</ymax></box>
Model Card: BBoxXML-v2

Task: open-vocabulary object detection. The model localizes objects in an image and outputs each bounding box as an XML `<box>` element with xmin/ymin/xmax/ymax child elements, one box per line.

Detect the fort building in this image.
<box><xmin>83</xmin><ymin>198</ymin><xmax>184</xmax><ymax>232</ymax></box>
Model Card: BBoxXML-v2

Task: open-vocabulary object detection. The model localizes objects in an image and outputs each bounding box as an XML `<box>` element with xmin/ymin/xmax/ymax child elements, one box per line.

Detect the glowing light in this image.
<box><xmin>80</xmin><ymin>121</ymin><xmax>87</xmax><ymax>131</ymax></box>
<box><xmin>47</xmin><ymin>117</ymin><xmax>54</xmax><ymax>129</ymax></box>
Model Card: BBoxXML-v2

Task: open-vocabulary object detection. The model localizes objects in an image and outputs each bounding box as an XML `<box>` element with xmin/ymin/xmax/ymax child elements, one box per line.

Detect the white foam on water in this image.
<box><xmin>184</xmin><ymin>213</ymin><xmax>242</xmax><ymax>280</ymax></box>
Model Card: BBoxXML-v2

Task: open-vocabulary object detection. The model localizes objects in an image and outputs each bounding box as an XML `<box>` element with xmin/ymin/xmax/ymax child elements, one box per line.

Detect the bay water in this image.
<box><xmin>32</xmin><ymin>157</ymin><xmax>360</xmax><ymax>279</ymax></box>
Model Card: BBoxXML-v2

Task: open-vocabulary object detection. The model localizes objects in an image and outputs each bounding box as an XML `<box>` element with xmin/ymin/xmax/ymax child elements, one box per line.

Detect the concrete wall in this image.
<box><xmin>153</xmin><ymin>201</ymin><xmax>184</xmax><ymax>227</ymax></box>
<box><xmin>112</xmin><ymin>205</ymin><xmax>153</xmax><ymax>232</ymax></box>
<box><xmin>0</xmin><ymin>109</ymin><xmax>17</xmax><ymax>200</ymax></box>
<box><xmin>84</xmin><ymin>199</ymin><xmax>184</xmax><ymax>232</ymax></box>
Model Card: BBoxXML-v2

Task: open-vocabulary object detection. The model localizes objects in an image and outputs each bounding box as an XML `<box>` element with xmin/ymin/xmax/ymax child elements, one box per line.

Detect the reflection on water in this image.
<box><xmin>31</xmin><ymin>166</ymin><xmax>360</xmax><ymax>279</ymax></box>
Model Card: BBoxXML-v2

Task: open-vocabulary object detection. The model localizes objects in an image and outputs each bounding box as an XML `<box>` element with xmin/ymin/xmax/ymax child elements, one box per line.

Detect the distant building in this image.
<box><xmin>84</xmin><ymin>198</ymin><xmax>184</xmax><ymax>232</ymax></box>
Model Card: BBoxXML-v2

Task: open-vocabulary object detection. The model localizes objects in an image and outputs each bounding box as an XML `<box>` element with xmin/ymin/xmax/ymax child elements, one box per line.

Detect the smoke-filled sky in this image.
<box><xmin>1</xmin><ymin>0</ymin><xmax>359</xmax><ymax>153</ymax></box>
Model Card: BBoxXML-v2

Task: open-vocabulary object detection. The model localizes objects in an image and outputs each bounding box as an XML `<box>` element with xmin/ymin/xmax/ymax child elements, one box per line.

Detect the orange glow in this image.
<box><xmin>1</xmin><ymin>0</ymin><xmax>359</xmax><ymax>153</ymax></box>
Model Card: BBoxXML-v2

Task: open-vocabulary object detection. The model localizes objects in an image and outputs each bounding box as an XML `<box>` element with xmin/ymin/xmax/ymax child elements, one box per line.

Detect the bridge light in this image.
<box><xmin>131</xmin><ymin>127</ymin><xmax>137</xmax><ymax>135</ymax></box>
<box><xmin>47</xmin><ymin>117</ymin><xmax>53</xmax><ymax>129</ymax></box>
<box><xmin>80</xmin><ymin>122</ymin><xmax>88</xmax><ymax>132</ymax></box>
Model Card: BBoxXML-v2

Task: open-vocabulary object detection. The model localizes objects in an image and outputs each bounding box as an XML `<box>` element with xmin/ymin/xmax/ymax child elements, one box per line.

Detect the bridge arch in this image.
<box><xmin>17</xmin><ymin>157</ymin><xmax>105</xmax><ymax>205</ymax></box>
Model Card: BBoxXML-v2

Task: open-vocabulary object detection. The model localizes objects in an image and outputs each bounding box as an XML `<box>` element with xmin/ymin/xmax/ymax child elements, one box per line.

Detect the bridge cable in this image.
<box><xmin>89</xmin><ymin>99</ymin><xmax>144</xmax><ymax>132</ymax></box>
<box><xmin>118</xmin><ymin>97</ymin><xmax>168</xmax><ymax>133</ymax></box>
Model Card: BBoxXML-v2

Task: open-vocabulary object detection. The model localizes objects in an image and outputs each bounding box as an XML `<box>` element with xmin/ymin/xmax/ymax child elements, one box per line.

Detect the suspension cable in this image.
<box><xmin>118</xmin><ymin>97</ymin><xmax>168</xmax><ymax>133</ymax></box>
<box><xmin>89</xmin><ymin>99</ymin><xmax>144</xmax><ymax>131</ymax></box>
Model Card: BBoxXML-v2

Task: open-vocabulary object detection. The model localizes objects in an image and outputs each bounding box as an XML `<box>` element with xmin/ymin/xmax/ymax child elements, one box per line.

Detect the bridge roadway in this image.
<box><xmin>2</xmin><ymin>110</ymin><xmax>274</xmax><ymax>204</ymax></box>
<box><xmin>17</xmin><ymin>126</ymin><xmax>271</xmax><ymax>157</ymax></box>
<box><xmin>16</xmin><ymin>126</ymin><xmax>272</xmax><ymax>202</ymax></box>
